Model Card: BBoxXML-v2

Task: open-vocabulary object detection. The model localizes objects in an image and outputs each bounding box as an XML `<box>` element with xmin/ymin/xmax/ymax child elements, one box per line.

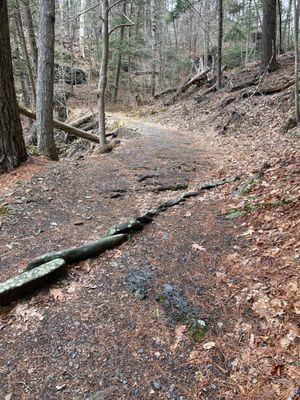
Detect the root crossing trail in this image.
<box><xmin>0</xmin><ymin>116</ymin><xmax>241</xmax><ymax>399</ymax></box>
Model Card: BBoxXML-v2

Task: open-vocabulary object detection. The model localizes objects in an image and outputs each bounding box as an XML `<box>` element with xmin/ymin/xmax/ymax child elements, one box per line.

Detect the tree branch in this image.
<box><xmin>108</xmin><ymin>13</ymin><xmax>134</xmax><ymax>36</ymax></box>
<box><xmin>108</xmin><ymin>0</ymin><xmax>123</xmax><ymax>12</ymax></box>
<box><xmin>71</xmin><ymin>1</ymin><xmax>103</xmax><ymax>20</ymax></box>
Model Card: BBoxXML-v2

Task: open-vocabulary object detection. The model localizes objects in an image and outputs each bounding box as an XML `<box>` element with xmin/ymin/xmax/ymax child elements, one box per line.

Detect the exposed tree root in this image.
<box><xmin>0</xmin><ymin>176</ymin><xmax>237</xmax><ymax>306</ymax></box>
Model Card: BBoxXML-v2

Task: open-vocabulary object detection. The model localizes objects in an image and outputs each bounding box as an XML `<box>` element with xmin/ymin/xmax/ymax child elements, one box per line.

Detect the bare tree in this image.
<box><xmin>98</xmin><ymin>0</ymin><xmax>133</xmax><ymax>147</ymax></box>
<box><xmin>216</xmin><ymin>0</ymin><xmax>223</xmax><ymax>89</ymax></box>
<box><xmin>0</xmin><ymin>0</ymin><xmax>27</xmax><ymax>173</ymax></box>
<box><xmin>261</xmin><ymin>0</ymin><xmax>278</xmax><ymax>72</ymax></box>
<box><xmin>150</xmin><ymin>0</ymin><xmax>157</xmax><ymax>96</ymax></box>
<box><xmin>23</xmin><ymin>0</ymin><xmax>38</xmax><ymax>71</ymax></box>
<box><xmin>36</xmin><ymin>0</ymin><xmax>58</xmax><ymax>160</ymax></box>
<box><xmin>112</xmin><ymin>0</ymin><xmax>127</xmax><ymax>103</ymax></box>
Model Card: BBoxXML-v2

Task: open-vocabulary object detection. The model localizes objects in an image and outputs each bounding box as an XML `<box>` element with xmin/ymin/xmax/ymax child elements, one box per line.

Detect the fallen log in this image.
<box><xmin>229</xmin><ymin>77</ymin><xmax>259</xmax><ymax>92</ymax></box>
<box><xmin>67</xmin><ymin>111</ymin><xmax>94</xmax><ymax>128</ymax></box>
<box><xmin>154</xmin><ymin>87</ymin><xmax>178</xmax><ymax>99</ymax></box>
<box><xmin>221</xmin><ymin>80</ymin><xmax>295</xmax><ymax>108</ymax></box>
<box><xmin>18</xmin><ymin>104</ymin><xmax>100</xmax><ymax>144</ymax></box>
<box><xmin>165</xmin><ymin>69</ymin><xmax>210</xmax><ymax>106</ymax></box>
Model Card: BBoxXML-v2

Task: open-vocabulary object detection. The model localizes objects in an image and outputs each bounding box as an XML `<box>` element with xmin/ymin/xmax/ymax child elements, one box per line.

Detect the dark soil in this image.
<box><xmin>0</xmin><ymin>119</ymin><xmax>239</xmax><ymax>399</ymax></box>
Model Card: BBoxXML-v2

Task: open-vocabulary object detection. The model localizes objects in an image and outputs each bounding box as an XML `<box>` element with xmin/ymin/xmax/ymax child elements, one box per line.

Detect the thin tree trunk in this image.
<box><xmin>79</xmin><ymin>0</ymin><xmax>86</xmax><ymax>58</ymax></box>
<box><xmin>150</xmin><ymin>0</ymin><xmax>157</xmax><ymax>96</ymax></box>
<box><xmin>36</xmin><ymin>0</ymin><xmax>58</xmax><ymax>160</ymax></box>
<box><xmin>112</xmin><ymin>0</ymin><xmax>127</xmax><ymax>103</ymax></box>
<box><xmin>98</xmin><ymin>0</ymin><xmax>109</xmax><ymax>146</ymax></box>
<box><xmin>277</xmin><ymin>0</ymin><xmax>283</xmax><ymax>53</ymax></box>
<box><xmin>294</xmin><ymin>0</ymin><xmax>300</xmax><ymax>123</ymax></box>
<box><xmin>284</xmin><ymin>0</ymin><xmax>293</xmax><ymax>49</ymax></box>
<box><xmin>216</xmin><ymin>0</ymin><xmax>223</xmax><ymax>89</ymax></box>
<box><xmin>0</xmin><ymin>0</ymin><xmax>27</xmax><ymax>173</ymax></box>
<box><xmin>14</xmin><ymin>0</ymin><xmax>36</xmax><ymax>106</ymax></box>
<box><xmin>23</xmin><ymin>0</ymin><xmax>38</xmax><ymax>71</ymax></box>
<box><xmin>127</xmin><ymin>1</ymin><xmax>133</xmax><ymax>103</ymax></box>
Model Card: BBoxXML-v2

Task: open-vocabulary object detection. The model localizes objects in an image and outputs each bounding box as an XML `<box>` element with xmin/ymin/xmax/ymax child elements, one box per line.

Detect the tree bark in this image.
<box><xmin>36</xmin><ymin>0</ymin><xmax>58</xmax><ymax>160</ymax></box>
<box><xmin>261</xmin><ymin>0</ymin><xmax>278</xmax><ymax>72</ymax></box>
<box><xmin>216</xmin><ymin>0</ymin><xmax>223</xmax><ymax>89</ymax></box>
<box><xmin>97</xmin><ymin>0</ymin><xmax>109</xmax><ymax>146</ymax></box>
<box><xmin>0</xmin><ymin>0</ymin><xmax>27</xmax><ymax>174</ymax></box>
<box><xmin>294</xmin><ymin>0</ymin><xmax>300</xmax><ymax>123</ymax></box>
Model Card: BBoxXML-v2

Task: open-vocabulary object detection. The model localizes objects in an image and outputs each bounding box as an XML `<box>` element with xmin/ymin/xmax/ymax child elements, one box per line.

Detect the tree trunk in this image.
<box><xmin>261</xmin><ymin>0</ymin><xmax>278</xmax><ymax>72</ymax></box>
<box><xmin>36</xmin><ymin>0</ymin><xmax>58</xmax><ymax>160</ymax></box>
<box><xmin>294</xmin><ymin>0</ymin><xmax>300</xmax><ymax>123</ymax></box>
<box><xmin>277</xmin><ymin>0</ymin><xmax>283</xmax><ymax>53</ymax></box>
<box><xmin>216</xmin><ymin>0</ymin><xmax>223</xmax><ymax>89</ymax></box>
<box><xmin>0</xmin><ymin>0</ymin><xmax>27</xmax><ymax>174</ymax></box>
<box><xmin>284</xmin><ymin>0</ymin><xmax>293</xmax><ymax>50</ymax></box>
<box><xmin>79</xmin><ymin>0</ymin><xmax>86</xmax><ymax>59</ymax></box>
<box><xmin>112</xmin><ymin>0</ymin><xmax>127</xmax><ymax>104</ymax></box>
<box><xmin>97</xmin><ymin>0</ymin><xmax>109</xmax><ymax>146</ymax></box>
<box><xmin>14</xmin><ymin>0</ymin><xmax>36</xmax><ymax>106</ymax></box>
<box><xmin>23</xmin><ymin>0</ymin><xmax>38</xmax><ymax>71</ymax></box>
<box><xmin>150</xmin><ymin>0</ymin><xmax>157</xmax><ymax>96</ymax></box>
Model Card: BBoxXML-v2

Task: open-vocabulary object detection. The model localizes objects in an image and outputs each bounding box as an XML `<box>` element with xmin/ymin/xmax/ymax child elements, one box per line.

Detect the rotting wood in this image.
<box><xmin>154</xmin><ymin>87</ymin><xmax>178</xmax><ymax>99</ymax></box>
<box><xmin>165</xmin><ymin>69</ymin><xmax>211</xmax><ymax>106</ymax></box>
<box><xmin>67</xmin><ymin>111</ymin><xmax>94</xmax><ymax>128</ymax></box>
<box><xmin>18</xmin><ymin>104</ymin><xmax>100</xmax><ymax>143</ymax></box>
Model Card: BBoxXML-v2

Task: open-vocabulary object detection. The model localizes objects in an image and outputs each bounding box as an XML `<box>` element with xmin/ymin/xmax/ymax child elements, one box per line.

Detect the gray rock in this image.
<box><xmin>153</xmin><ymin>381</ymin><xmax>161</xmax><ymax>390</ymax></box>
<box><xmin>0</xmin><ymin>258</ymin><xmax>66</xmax><ymax>306</ymax></box>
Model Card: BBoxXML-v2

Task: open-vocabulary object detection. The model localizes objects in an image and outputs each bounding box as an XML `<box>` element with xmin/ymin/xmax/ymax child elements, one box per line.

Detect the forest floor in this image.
<box><xmin>0</xmin><ymin>54</ymin><xmax>299</xmax><ymax>400</ymax></box>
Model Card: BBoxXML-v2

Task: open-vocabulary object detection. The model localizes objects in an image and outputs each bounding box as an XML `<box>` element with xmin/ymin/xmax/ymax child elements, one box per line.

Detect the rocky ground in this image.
<box><xmin>0</xmin><ymin>54</ymin><xmax>299</xmax><ymax>399</ymax></box>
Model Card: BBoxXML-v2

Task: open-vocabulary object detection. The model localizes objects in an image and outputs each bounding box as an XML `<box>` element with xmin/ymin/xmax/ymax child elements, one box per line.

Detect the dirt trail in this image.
<box><xmin>0</xmin><ymin>117</ymin><xmax>240</xmax><ymax>399</ymax></box>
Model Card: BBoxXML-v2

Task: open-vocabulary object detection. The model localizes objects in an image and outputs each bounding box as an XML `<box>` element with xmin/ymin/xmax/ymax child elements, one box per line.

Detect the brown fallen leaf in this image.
<box><xmin>171</xmin><ymin>325</ymin><xmax>186</xmax><ymax>351</ymax></box>
<box><xmin>192</xmin><ymin>243</ymin><xmax>206</xmax><ymax>252</ymax></box>
<box><xmin>49</xmin><ymin>288</ymin><xmax>65</xmax><ymax>301</ymax></box>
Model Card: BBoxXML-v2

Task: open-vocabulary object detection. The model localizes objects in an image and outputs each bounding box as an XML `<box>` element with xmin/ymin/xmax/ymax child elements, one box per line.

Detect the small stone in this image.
<box><xmin>217</xmin><ymin>322</ymin><xmax>224</xmax><ymax>331</ymax></box>
<box><xmin>203</xmin><ymin>341</ymin><xmax>216</xmax><ymax>350</ymax></box>
<box><xmin>55</xmin><ymin>384</ymin><xmax>66</xmax><ymax>391</ymax></box>
<box><xmin>137</xmin><ymin>348</ymin><xmax>144</xmax><ymax>354</ymax></box>
<box><xmin>153</xmin><ymin>381</ymin><xmax>161</xmax><ymax>390</ymax></box>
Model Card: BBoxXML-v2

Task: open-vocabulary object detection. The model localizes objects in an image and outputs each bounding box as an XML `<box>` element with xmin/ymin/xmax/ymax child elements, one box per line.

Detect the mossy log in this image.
<box><xmin>0</xmin><ymin>259</ymin><xmax>66</xmax><ymax>306</ymax></box>
<box><xmin>27</xmin><ymin>234</ymin><xmax>128</xmax><ymax>271</ymax></box>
